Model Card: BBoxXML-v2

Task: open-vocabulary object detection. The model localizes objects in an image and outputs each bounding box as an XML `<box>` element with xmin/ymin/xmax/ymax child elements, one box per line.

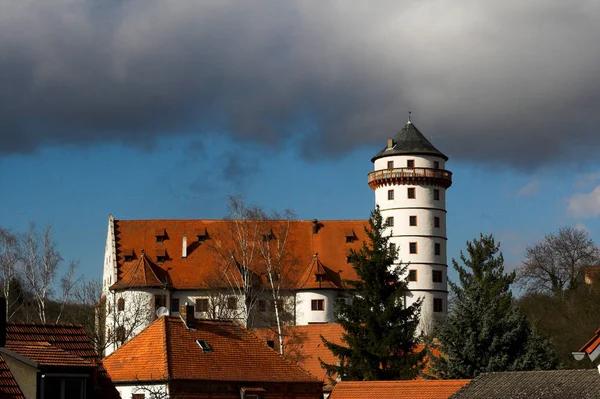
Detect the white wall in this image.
<box><xmin>295</xmin><ymin>291</ymin><xmax>337</xmax><ymax>325</ymax></box>
<box><xmin>102</xmin><ymin>215</ymin><xmax>117</xmax><ymax>296</ymax></box>
<box><xmin>116</xmin><ymin>383</ymin><xmax>168</xmax><ymax>399</ymax></box>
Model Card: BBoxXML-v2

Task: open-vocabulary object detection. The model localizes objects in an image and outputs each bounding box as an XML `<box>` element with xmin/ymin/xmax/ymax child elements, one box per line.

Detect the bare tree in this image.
<box><xmin>256</xmin><ymin>209</ymin><xmax>299</xmax><ymax>355</ymax></box>
<box><xmin>0</xmin><ymin>227</ymin><xmax>24</xmax><ymax>318</ymax></box>
<box><xmin>211</xmin><ymin>196</ymin><xmax>266</xmax><ymax>328</ymax></box>
<box><xmin>518</xmin><ymin>226</ymin><xmax>600</xmax><ymax>296</ymax></box>
<box><xmin>106</xmin><ymin>291</ymin><xmax>154</xmax><ymax>352</ymax></box>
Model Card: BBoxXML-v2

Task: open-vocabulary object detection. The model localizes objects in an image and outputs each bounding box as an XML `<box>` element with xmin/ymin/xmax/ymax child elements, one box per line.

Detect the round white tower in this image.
<box><xmin>368</xmin><ymin>118</ymin><xmax>452</xmax><ymax>332</ymax></box>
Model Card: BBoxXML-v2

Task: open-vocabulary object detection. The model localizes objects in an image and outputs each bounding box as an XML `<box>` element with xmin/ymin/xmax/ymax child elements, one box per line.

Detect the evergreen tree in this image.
<box><xmin>429</xmin><ymin>234</ymin><xmax>557</xmax><ymax>379</ymax></box>
<box><xmin>321</xmin><ymin>207</ymin><xmax>426</xmax><ymax>381</ymax></box>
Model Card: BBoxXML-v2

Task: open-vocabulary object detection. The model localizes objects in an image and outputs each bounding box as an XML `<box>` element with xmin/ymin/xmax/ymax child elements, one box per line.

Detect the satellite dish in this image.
<box><xmin>156</xmin><ymin>306</ymin><xmax>170</xmax><ymax>318</ymax></box>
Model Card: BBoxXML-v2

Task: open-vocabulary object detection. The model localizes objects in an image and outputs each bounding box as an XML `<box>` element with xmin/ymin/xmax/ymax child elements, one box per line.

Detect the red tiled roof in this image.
<box><xmin>7</xmin><ymin>342</ymin><xmax>94</xmax><ymax>368</ymax></box>
<box><xmin>112</xmin><ymin>219</ymin><xmax>368</xmax><ymax>290</ymax></box>
<box><xmin>5</xmin><ymin>322</ymin><xmax>120</xmax><ymax>399</ymax></box>
<box><xmin>253</xmin><ymin>324</ymin><xmax>441</xmax><ymax>384</ymax></box>
<box><xmin>579</xmin><ymin>327</ymin><xmax>600</xmax><ymax>355</ymax></box>
<box><xmin>329</xmin><ymin>380</ymin><xmax>470</xmax><ymax>399</ymax></box>
<box><xmin>111</xmin><ymin>251</ymin><xmax>169</xmax><ymax>289</ymax></box>
<box><xmin>103</xmin><ymin>316</ymin><xmax>320</xmax><ymax>384</ymax></box>
<box><xmin>0</xmin><ymin>355</ymin><xmax>25</xmax><ymax>399</ymax></box>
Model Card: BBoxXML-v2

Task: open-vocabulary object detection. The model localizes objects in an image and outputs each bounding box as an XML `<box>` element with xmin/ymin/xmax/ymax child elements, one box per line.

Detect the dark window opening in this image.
<box><xmin>409</xmin><ymin>215</ymin><xmax>417</xmax><ymax>226</ymax></box>
<box><xmin>434</xmin><ymin>161</ymin><xmax>440</xmax><ymax>169</ymax></box>
<box><xmin>409</xmin><ymin>242</ymin><xmax>417</xmax><ymax>254</ymax></box>
<box><xmin>408</xmin><ymin>187</ymin><xmax>416</xmax><ymax>199</ymax></box>
<box><xmin>311</xmin><ymin>299</ymin><xmax>324</xmax><ymax>311</ymax></box>
<box><xmin>266</xmin><ymin>340</ymin><xmax>275</xmax><ymax>348</ymax></box>
<box><xmin>433</xmin><ymin>189</ymin><xmax>440</xmax><ymax>201</ymax></box>
<box><xmin>386</xmin><ymin>217</ymin><xmax>394</xmax><ymax>227</ymax></box>
<box><xmin>408</xmin><ymin>270</ymin><xmax>417</xmax><ymax>282</ymax></box>
<box><xmin>154</xmin><ymin>295</ymin><xmax>167</xmax><ymax>311</ymax></box>
<box><xmin>196</xmin><ymin>339</ymin><xmax>212</xmax><ymax>352</ymax></box>
<box><xmin>227</xmin><ymin>296</ymin><xmax>237</xmax><ymax>310</ymax></box>
<box><xmin>387</xmin><ymin>160</ymin><xmax>394</xmax><ymax>169</ymax></box>
<box><xmin>433</xmin><ymin>270</ymin><xmax>443</xmax><ymax>283</ymax></box>
<box><xmin>407</xmin><ymin>159</ymin><xmax>415</xmax><ymax>168</ymax></box>
<box><xmin>117</xmin><ymin>298</ymin><xmax>125</xmax><ymax>312</ymax></box>
<box><xmin>434</xmin><ymin>217</ymin><xmax>440</xmax><ymax>228</ymax></box>
<box><xmin>389</xmin><ymin>243</ymin><xmax>396</xmax><ymax>253</ymax></box>
<box><xmin>196</xmin><ymin>298</ymin><xmax>209</xmax><ymax>312</ymax></box>
<box><xmin>435</xmin><ymin>243</ymin><xmax>441</xmax><ymax>256</ymax></box>
<box><xmin>116</xmin><ymin>326</ymin><xmax>126</xmax><ymax>343</ymax></box>
<box><xmin>388</xmin><ymin>190</ymin><xmax>394</xmax><ymax>200</ymax></box>
<box><xmin>433</xmin><ymin>298</ymin><xmax>443</xmax><ymax>313</ymax></box>
<box><xmin>316</xmin><ymin>274</ymin><xmax>323</xmax><ymax>282</ymax></box>
<box><xmin>171</xmin><ymin>298</ymin><xmax>180</xmax><ymax>313</ymax></box>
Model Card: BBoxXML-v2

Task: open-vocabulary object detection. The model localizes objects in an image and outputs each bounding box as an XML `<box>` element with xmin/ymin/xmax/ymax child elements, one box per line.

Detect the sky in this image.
<box><xmin>1</xmin><ymin>0</ymin><xmax>600</xmax><ymax>288</ymax></box>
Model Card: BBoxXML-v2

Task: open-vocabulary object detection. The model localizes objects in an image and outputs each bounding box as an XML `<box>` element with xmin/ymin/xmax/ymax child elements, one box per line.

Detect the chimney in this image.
<box><xmin>182</xmin><ymin>233</ymin><xmax>187</xmax><ymax>258</ymax></box>
<box><xmin>179</xmin><ymin>302</ymin><xmax>195</xmax><ymax>328</ymax></box>
<box><xmin>0</xmin><ymin>296</ymin><xmax>5</xmax><ymax>347</ymax></box>
<box><xmin>312</xmin><ymin>219</ymin><xmax>319</xmax><ymax>234</ymax></box>
<box><xmin>387</xmin><ymin>139</ymin><xmax>394</xmax><ymax>148</ymax></box>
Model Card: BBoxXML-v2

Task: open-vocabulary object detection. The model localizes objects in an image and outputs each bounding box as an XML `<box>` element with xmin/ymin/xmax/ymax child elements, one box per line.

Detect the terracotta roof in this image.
<box><xmin>252</xmin><ymin>324</ymin><xmax>441</xmax><ymax>384</ymax></box>
<box><xmin>112</xmin><ymin>219</ymin><xmax>367</xmax><ymax>290</ymax></box>
<box><xmin>330</xmin><ymin>380</ymin><xmax>470</xmax><ymax>399</ymax></box>
<box><xmin>371</xmin><ymin>121</ymin><xmax>448</xmax><ymax>162</ymax></box>
<box><xmin>104</xmin><ymin>316</ymin><xmax>320</xmax><ymax>384</ymax></box>
<box><xmin>0</xmin><ymin>355</ymin><xmax>25</xmax><ymax>399</ymax></box>
<box><xmin>5</xmin><ymin>322</ymin><xmax>120</xmax><ymax>399</ymax></box>
<box><xmin>111</xmin><ymin>251</ymin><xmax>169</xmax><ymax>289</ymax></box>
<box><xmin>6</xmin><ymin>342</ymin><xmax>94</xmax><ymax>368</ymax></box>
<box><xmin>579</xmin><ymin>327</ymin><xmax>600</xmax><ymax>357</ymax></box>
<box><xmin>450</xmin><ymin>370</ymin><xmax>600</xmax><ymax>399</ymax></box>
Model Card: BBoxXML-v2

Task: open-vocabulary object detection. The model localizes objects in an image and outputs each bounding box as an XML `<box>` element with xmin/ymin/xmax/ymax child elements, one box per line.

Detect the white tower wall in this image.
<box><xmin>369</xmin><ymin>125</ymin><xmax>452</xmax><ymax>335</ymax></box>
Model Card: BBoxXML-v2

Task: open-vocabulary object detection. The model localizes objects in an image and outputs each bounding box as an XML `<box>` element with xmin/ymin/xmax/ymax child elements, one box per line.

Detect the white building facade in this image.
<box><xmin>369</xmin><ymin>120</ymin><xmax>452</xmax><ymax>331</ymax></box>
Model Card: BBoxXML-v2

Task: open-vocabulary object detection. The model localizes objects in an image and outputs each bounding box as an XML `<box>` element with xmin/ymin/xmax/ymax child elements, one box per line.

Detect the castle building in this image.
<box><xmin>369</xmin><ymin>119</ymin><xmax>452</xmax><ymax>325</ymax></box>
<box><xmin>100</xmin><ymin>119</ymin><xmax>451</xmax><ymax>355</ymax></box>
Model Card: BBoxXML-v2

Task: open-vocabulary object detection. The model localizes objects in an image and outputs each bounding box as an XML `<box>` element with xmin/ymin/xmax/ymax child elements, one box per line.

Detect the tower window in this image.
<box><xmin>171</xmin><ymin>298</ymin><xmax>179</xmax><ymax>313</ymax></box>
<box><xmin>409</xmin><ymin>242</ymin><xmax>418</xmax><ymax>254</ymax></box>
<box><xmin>435</xmin><ymin>243</ymin><xmax>441</xmax><ymax>256</ymax></box>
<box><xmin>433</xmin><ymin>189</ymin><xmax>440</xmax><ymax>201</ymax></box>
<box><xmin>389</xmin><ymin>243</ymin><xmax>396</xmax><ymax>253</ymax></box>
<box><xmin>408</xmin><ymin>269</ymin><xmax>417</xmax><ymax>282</ymax></box>
<box><xmin>433</xmin><ymin>270</ymin><xmax>443</xmax><ymax>283</ymax></box>
<box><xmin>388</xmin><ymin>190</ymin><xmax>394</xmax><ymax>200</ymax></box>
<box><xmin>409</xmin><ymin>215</ymin><xmax>417</xmax><ymax>226</ymax></box>
<box><xmin>434</xmin><ymin>161</ymin><xmax>440</xmax><ymax>169</ymax></box>
<box><xmin>386</xmin><ymin>217</ymin><xmax>394</xmax><ymax>227</ymax></box>
<box><xmin>433</xmin><ymin>298</ymin><xmax>443</xmax><ymax>313</ymax></box>
<box><xmin>434</xmin><ymin>217</ymin><xmax>440</xmax><ymax>228</ymax></box>
<box><xmin>195</xmin><ymin>298</ymin><xmax>209</xmax><ymax>312</ymax></box>
<box><xmin>117</xmin><ymin>298</ymin><xmax>125</xmax><ymax>312</ymax></box>
<box><xmin>311</xmin><ymin>299</ymin><xmax>324</xmax><ymax>311</ymax></box>
<box><xmin>227</xmin><ymin>296</ymin><xmax>238</xmax><ymax>310</ymax></box>
<box><xmin>407</xmin><ymin>187</ymin><xmax>416</xmax><ymax>199</ymax></box>
<box><xmin>407</xmin><ymin>159</ymin><xmax>415</xmax><ymax>168</ymax></box>
<box><xmin>387</xmin><ymin>161</ymin><xmax>394</xmax><ymax>169</ymax></box>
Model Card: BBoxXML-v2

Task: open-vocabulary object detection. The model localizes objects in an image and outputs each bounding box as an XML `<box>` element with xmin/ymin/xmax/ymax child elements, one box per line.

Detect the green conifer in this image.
<box><xmin>321</xmin><ymin>207</ymin><xmax>426</xmax><ymax>381</ymax></box>
<box><xmin>429</xmin><ymin>234</ymin><xmax>557</xmax><ymax>379</ymax></box>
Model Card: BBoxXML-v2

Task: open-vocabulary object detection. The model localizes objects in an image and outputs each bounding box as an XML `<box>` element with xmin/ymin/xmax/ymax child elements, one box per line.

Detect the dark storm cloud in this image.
<box><xmin>2</xmin><ymin>0</ymin><xmax>600</xmax><ymax>169</ymax></box>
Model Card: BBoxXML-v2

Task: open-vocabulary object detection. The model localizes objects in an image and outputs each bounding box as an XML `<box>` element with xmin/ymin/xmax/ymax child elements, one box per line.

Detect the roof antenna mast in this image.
<box><xmin>408</xmin><ymin>111</ymin><xmax>412</xmax><ymax>124</ymax></box>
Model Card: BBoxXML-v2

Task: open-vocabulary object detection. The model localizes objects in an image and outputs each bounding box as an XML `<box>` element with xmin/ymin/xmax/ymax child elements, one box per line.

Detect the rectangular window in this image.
<box><xmin>409</xmin><ymin>215</ymin><xmax>417</xmax><ymax>226</ymax></box>
<box><xmin>407</xmin><ymin>187</ymin><xmax>416</xmax><ymax>199</ymax></box>
<box><xmin>116</xmin><ymin>326</ymin><xmax>126</xmax><ymax>343</ymax></box>
<box><xmin>156</xmin><ymin>236</ymin><xmax>164</xmax><ymax>243</ymax></box>
<box><xmin>124</xmin><ymin>255</ymin><xmax>133</xmax><ymax>262</ymax></box>
<box><xmin>171</xmin><ymin>298</ymin><xmax>180</xmax><ymax>313</ymax></box>
<box><xmin>435</xmin><ymin>243</ymin><xmax>441</xmax><ymax>256</ymax></box>
<box><xmin>386</xmin><ymin>217</ymin><xmax>394</xmax><ymax>227</ymax></box>
<box><xmin>433</xmin><ymin>298</ymin><xmax>443</xmax><ymax>313</ymax></box>
<box><xmin>407</xmin><ymin>159</ymin><xmax>415</xmax><ymax>168</ymax></box>
<box><xmin>195</xmin><ymin>298</ymin><xmax>209</xmax><ymax>312</ymax></box>
<box><xmin>434</xmin><ymin>161</ymin><xmax>440</xmax><ymax>169</ymax></box>
<box><xmin>433</xmin><ymin>270</ymin><xmax>443</xmax><ymax>283</ymax></box>
<box><xmin>409</xmin><ymin>242</ymin><xmax>418</xmax><ymax>254</ymax></box>
<box><xmin>227</xmin><ymin>296</ymin><xmax>237</xmax><ymax>310</ymax></box>
<box><xmin>408</xmin><ymin>269</ymin><xmax>417</xmax><ymax>282</ymax></box>
<box><xmin>387</xmin><ymin>160</ymin><xmax>394</xmax><ymax>169</ymax></box>
<box><xmin>388</xmin><ymin>189</ymin><xmax>394</xmax><ymax>200</ymax></box>
<box><xmin>433</xmin><ymin>189</ymin><xmax>440</xmax><ymax>201</ymax></box>
<box><xmin>133</xmin><ymin>394</ymin><xmax>145</xmax><ymax>399</ymax></box>
<box><xmin>117</xmin><ymin>298</ymin><xmax>125</xmax><ymax>312</ymax></box>
<box><xmin>154</xmin><ymin>295</ymin><xmax>166</xmax><ymax>310</ymax></box>
<box><xmin>346</xmin><ymin>256</ymin><xmax>352</xmax><ymax>263</ymax></box>
<box><xmin>434</xmin><ymin>216</ymin><xmax>440</xmax><ymax>228</ymax></box>
<box><xmin>389</xmin><ymin>243</ymin><xmax>396</xmax><ymax>253</ymax></box>
<box><xmin>311</xmin><ymin>299</ymin><xmax>324</xmax><ymax>311</ymax></box>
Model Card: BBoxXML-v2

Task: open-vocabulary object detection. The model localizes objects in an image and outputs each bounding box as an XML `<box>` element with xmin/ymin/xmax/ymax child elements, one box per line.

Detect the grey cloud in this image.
<box><xmin>2</xmin><ymin>0</ymin><xmax>600</xmax><ymax>169</ymax></box>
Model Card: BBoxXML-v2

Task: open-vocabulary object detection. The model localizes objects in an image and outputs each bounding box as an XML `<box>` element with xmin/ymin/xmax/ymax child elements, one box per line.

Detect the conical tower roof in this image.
<box><xmin>371</xmin><ymin>121</ymin><xmax>448</xmax><ymax>162</ymax></box>
<box><xmin>110</xmin><ymin>251</ymin><xmax>170</xmax><ymax>289</ymax></box>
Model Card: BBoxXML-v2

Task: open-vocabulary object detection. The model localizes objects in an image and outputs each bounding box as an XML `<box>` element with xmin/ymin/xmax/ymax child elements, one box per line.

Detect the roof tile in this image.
<box><xmin>330</xmin><ymin>380</ymin><xmax>470</xmax><ymax>399</ymax></box>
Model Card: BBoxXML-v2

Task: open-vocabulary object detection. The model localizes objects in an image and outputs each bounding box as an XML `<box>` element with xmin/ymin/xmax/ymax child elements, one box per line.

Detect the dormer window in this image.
<box><xmin>344</xmin><ymin>229</ymin><xmax>355</xmax><ymax>243</ymax></box>
<box><xmin>195</xmin><ymin>228</ymin><xmax>209</xmax><ymax>242</ymax></box>
<box><xmin>316</xmin><ymin>274</ymin><xmax>323</xmax><ymax>282</ymax></box>
<box><xmin>196</xmin><ymin>339</ymin><xmax>212</xmax><ymax>352</ymax></box>
<box><xmin>122</xmin><ymin>248</ymin><xmax>134</xmax><ymax>262</ymax></box>
<box><xmin>155</xmin><ymin>248</ymin><xmax>167</xmax><ymax>263</ymax></box>
<box><xmin>155</xmin><ymin>228</ymin><xmax>166</xmax><ymax>243</ymax></box>
<box><xmin>262</xmin><ymin>229</ymin><xmax>275</xmax><ymax>242</ymax></box>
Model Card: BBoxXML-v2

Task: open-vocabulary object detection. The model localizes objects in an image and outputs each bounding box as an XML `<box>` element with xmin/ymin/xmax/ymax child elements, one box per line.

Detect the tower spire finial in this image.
<box><xmin>408</xmin><ymin>111</ymin><xmax>412</xmax><ymax>124</ymax></box>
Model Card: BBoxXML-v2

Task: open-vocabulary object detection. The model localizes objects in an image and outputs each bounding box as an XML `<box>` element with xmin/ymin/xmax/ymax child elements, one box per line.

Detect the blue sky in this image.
<box><xmin>2</xmin><ymin>1</ymin><xmax>600</xmax><ymax>289</ymax></box>
<box><xmin>2</xmin><ymin>129</ymin><xmax>599</xmax><ymax>287</ymax></box>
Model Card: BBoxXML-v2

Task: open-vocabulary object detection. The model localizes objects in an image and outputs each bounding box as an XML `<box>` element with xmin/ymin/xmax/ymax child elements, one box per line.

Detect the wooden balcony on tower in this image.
<box><xmin>368</xmin><ymin>167</ymin><xmax>452</xmax><ymax>189</ymax></box>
